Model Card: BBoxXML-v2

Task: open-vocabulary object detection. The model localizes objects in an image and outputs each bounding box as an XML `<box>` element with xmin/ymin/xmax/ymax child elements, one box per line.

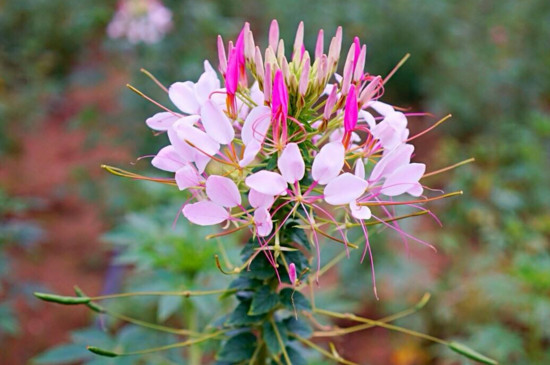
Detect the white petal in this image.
<box><xmin>200</xmin><ymin>100</ymin><xmax>235</xmax><ymax>144</ymax></box>
<box><xmin>350</xmin><ymin>200</ymin><xmax>372</xmax><ymax>220</ymax></box>
<box><xmin>175</xmin><ymin>165</ymin><xmax>201</xmax><ymax>190</ymax></box>
<box><xmin>369</xmin><ymin>144</ymin><xmax>414</xmax><ymax>182</ymax></box>
<box><xmin>277</xmin><ymin>143</ymin><xmax>305</xmax><ymax>183</ymax></box>
<box><xmin>245</xmin><ymin>171</ymin><xmax>287</xmax><ymax>196</ymax></box>
<box><xmin>205</xmin><ymin>175</ymin><xmax>241</xmax><ymax>208</ymax></box>
<box><xmin>254</xmin><ymin>208</ymin><xmax>273</xmax><ymax>237</ymax></box>
<box><xmin>182</xmin><ymin>201</ymin><xmax>229</xmax><ymax>226</ymax></box>
<box><xmin>324</xmin><ymin>173</ymin><xmax>368</xmax><ymax>205</ymax></box>
<box><xmin>151</xmin><ymin>145</ymin><xmax>186</xmax><ymax>172</ymax></box>
<box><xmin>169</xmin><ymin>81</ymin><xmax>200</xmax><ymax>115</ymax></box>
<box><xmin>382</xmin><ymin>163</ymin><xmax>426</xmax><ymax>196</ymax></box>
<box><xmin>248</xmin><ymin>189</ymin><xmax>275</xmax><ymax>209</ymax></box>
<box><xmin>311</xmin><ymin>141</ymin><xmax>345</xmax><ymax>185</ymax></box>
<box><xmin>354</xmin><ymin>159</ymin><xmax>365</xmax><ymax>179</ymax></box>
<box><xmin>146</xmin><ymin>112</ymin><xmax>179</xmax><ymax>131</ymax></box>
<box><xmin>242</xmin><ymin>106</ymin><xmax>271</xmax><ymax>145</ymax></box>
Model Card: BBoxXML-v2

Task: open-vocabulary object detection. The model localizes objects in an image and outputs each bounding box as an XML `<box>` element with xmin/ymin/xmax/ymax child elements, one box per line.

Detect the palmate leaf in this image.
<box><xmin>217</xmin><ymin>332</ymin><xmax>257</xmax><ymax>362</ymax></box>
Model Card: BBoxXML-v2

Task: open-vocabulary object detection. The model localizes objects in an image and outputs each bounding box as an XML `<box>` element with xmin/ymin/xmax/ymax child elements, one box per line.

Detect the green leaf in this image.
<box><xmin>262</xmin><ymin>320</ymin><xmax>289</xmax><ymax>355</ymax></box>
<box><xmin>217</xmin><ymin>332</ymin><xmax>257</xmax><ymax>362</ymax></box>
<box><xmin>157</xmin><ymin>295</ymin><xmax>182</xmax><ymax>322</ymax></box>
<box><xmin>286</xmin><ymin>345</ymin><xmax>308</xmax><ymax>365</ymax></box>
<box><xmin>284</xmin><ymin>317</ymin><xmax>313</xmax><ymax>338</ymax></box>
<box><xmin>229</xmin><ymin>276</ymin><xmax>262</xmax><ymax>290</ymax></box>
<box><xmin>241</xmin><ymin>254</ymin><xmax>277</xmax><ymax>280</ymax></box>
<box><xmin>448</xmin><ymin>342</ymin><xmax>498</xmax><ymax>365</ymax></box>
<box><xmin>249</xmin><ymin>286</ymin><xmax>280</xmax><ymax>315</ymax></box>
<box><xmin>279</xmin><ymin>288</ymin><xmax>311</xmax><ymax>312</ymax></box>
<box><xmin>227</xmin><ymin>301</ymin><xmax>264</xmax><ymax>326</ymax></box>
<box><xmin>32</xmin><ymin>344</ymin><xmax>90</xmax><ymax>364</ymax></box>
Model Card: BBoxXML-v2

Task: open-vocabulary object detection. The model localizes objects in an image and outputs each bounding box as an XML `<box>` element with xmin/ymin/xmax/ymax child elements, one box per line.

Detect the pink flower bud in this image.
<box><xmin>353</xmin><ymin>45</ymin><xmax>367</xmax><ymax>82</ymax></box>
<box><xmin>315</xmin><ymin>29</ymin><xmax>324</xmax><ymax>60</ymax></box>
<box><xmin>264</xmin><ymin>63</ymin><xmax>272</xmax><ymax>103</ymax></box>
<box><xmin>269</xmin><ymin>19</ymin><xmax>279</xmax><ymax>51</ymax></box>
<box><xmin>217</xmin><ymin>35</ymin><xmax>227</xmax><ymax>74</ymax></box>
<box><xmin>299</xmin><ymin>57</ymin><xmax>310</xmax><ymax>96</ymax></box>
<box><xmin>292</xmin><ymin>21</ymin><xmax>304</xmax><ymax>62</ymax></box>
<box><xmin>288</xmin><ymin>263</ymin><xmax>297</xmax><ymax>285</ymax></box>
<box><xmin>323</xmin><ymin>83</ymin><xmax>338</xmax><ymax>120</ymax></box>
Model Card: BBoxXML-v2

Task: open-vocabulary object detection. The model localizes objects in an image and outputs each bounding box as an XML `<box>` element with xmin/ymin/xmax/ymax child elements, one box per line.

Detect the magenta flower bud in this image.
<box><xmin>288</xmin><ymin>263</ymin><xmax>297</xmax><ymax>285</ymax></box>
<box><xmin>315</xmin><ymin>29</ymin><xmax>324</xmax><ymax>60</ymax></box>
<box><xmin>235</xmin><ymin>23</ymin><xmax>248</xmax><ymax>67</ymax></box>
<box><xmin>272</xmin><ymin>70</ymin><xmax>288</xmax><ymax>119</ymax></box>
<box><xmin>217</xmin><ymin>35</ymin><xmax>227</xmax><ymax>74</ymax></box>
<box><xmin>269</xmin><ymin>19</ymin><xmax>279</xmax><ymax>51</ymax></box>
<box><xmin>226</xmin><ymin>48</ymin><xmax>238</xmax><ymax>95</ymax></box>
<box><xmin>343</xmin><ymin>84</ymin><xmax>358</xmax><ymax>148</ymax></box>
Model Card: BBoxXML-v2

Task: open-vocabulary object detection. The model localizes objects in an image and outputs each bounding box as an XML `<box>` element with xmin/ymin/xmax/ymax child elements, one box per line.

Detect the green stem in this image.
<box><xmin>314</xmin><ymin>308</ymin><xmax>447</xmax><ymax>345</ymax></box>
<box><xmin>90</xmin><ymin>288</ymin><xmax>235</xmax><ymax>301</ymax></box>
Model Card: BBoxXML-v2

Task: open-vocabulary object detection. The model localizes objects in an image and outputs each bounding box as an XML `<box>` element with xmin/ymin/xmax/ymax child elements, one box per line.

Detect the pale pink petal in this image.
<box><xmin>407</xmin><ymin>182</ymin><xmax>424</xmax><ymax>197</ymax></box>
<box><xmin>254</xmin><ymin>208</ymin><xmax>273</xmax><ymax>237</ymax></box>
<box><xmin>168</xmin><ymin>116</ymin><xmax>200</xmax><ymax>160</ymax></box>
<box><xmin>359</xmin><ymin>110</ymin><xmax>376</xmax><ymax>129</ymax></box>
<box><xmin>182</xmin><ymin>201</ymin><xmax>229</xmax><ymax>225</ymax></box>
<box><xmin>169</xmin><ymin>82</ymin><xmax>200</xmax><ymax>115</ymax></box>
<box><xmin>242</xmin><ymin>105</ymin><xmax>271</xmax><ymax>145</ymax></box>
<box><xmin>369</xmin><ymin>144</ymin><xmax>414</xmax><ymax>182</ymax></box>
<box><xmin>382</xmin><ymin>163</ymin><xmax>426</xmax><ymax>196</ymax></box>
<box><xmin>354</xmin><ymin>159</ymin><xmax>365</xmax><ymax>179</ymax></box>
<box><xmin>173</xmin><ymin>123</ymin><xmax>220</xmax><ymax>156</ymax></box>
<box><xmin>205</xmin><ymin>175</ymin><xmax>241</xmax><ymax>208</ymax></box>
<box><xmin>175</xmin><ymin>165</ymin><xmax>201</xmax><ymax>190</ymax></box>
<box><xmin>151</xmin><ymin>145</ymin><xmax>186</xmax><ymax>172</ymax></box>
<box><xmin>200</xmin><ymin>100</ymin><xmax>235</xmax><ymax>144</ymax></box>
<box><xmin>311</xmin><ymin>141</ymin><xmax>345</xmax><ymax>184</ymax></box>
<box><xmin>250</xmin><ymin>82</ymin><xmax>265</xmax><ymax>106</ymax></box>
<box><xmin>194</xmin><ymin>153</ymin><xmax>211</xmax><ymax>173</ymax></box>
<box><xmin>368</xmin><ymin>100</ymin><xmax>394</xmax><ymax>116</ymax></box>
<box><xmin>248</xmin><ymin>189</ymin><xmax>275</xmax><ymax>209</ymax></box>
<box><xmin>238</xmin><ymin>139</ymin><xmax>262</xmax><ymax>167</ymax></box>
<box><xmin>324</xmin><ymin>173</ymin><xmax>368</xmax><ymax>205</ymax></box>
<box><xmin>245</xmin><ymin>171</ymin><xmax>287</xmax><ymax>196</ymax></box>
<box><xmin>350</xmin><ymin>200</ymin><xmax>372</xmax><ymax>220</ymax></box>
<box><xmin>277</xmin><ymin>143</ymin><xmax>305</xmax><ymax>183</ymax></box>
<box><xmin>146</xmin><ymin>112</ymin><xmax>179</xmax><ymax>131</ymax></box>
<box><xmin>195</xmin><ymin>61</ymin><xmax>220</xmax><ymax>105</ymax></box>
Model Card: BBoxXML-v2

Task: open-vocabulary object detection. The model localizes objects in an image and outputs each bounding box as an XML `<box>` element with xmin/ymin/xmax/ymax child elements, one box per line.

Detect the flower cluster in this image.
<box><xmin>143</xmin><ymin>20</ymin><xmax>447</xmax><ymax>290</ymax></box>
<box><xmin>107</xmin><ymin>0</ymin><xmax>172</xmax><ymax>44</ymax></box>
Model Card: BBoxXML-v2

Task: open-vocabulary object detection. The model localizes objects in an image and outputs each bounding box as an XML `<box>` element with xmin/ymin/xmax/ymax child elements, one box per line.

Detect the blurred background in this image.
<box><xmin>1</xmin><ymin>0</ymin><xmax>549</xmax><ymax>364</ymax></box>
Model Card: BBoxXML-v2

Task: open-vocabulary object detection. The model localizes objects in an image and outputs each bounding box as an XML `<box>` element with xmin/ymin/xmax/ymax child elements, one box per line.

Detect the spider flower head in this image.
<box><xmin>107</xmin><ymin>0</ymin><xmax>172</xmax><ymax>44</ymax></box>
<box><xmin>137</xmin><ymin>20</ymin><xmax>460</xmax><ymax>292</ymax></box>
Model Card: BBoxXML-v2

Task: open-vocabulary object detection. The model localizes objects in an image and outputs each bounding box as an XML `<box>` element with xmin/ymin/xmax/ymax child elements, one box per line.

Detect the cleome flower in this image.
<box><xmin>107</xmin><ymin>0</ymin><xmax>173</xmax><ymax>44</ymax></box>
<box><xmin>128</xmin><ymin>20</ymin><xmax>462</xmax><ymax>293</ymax></box>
